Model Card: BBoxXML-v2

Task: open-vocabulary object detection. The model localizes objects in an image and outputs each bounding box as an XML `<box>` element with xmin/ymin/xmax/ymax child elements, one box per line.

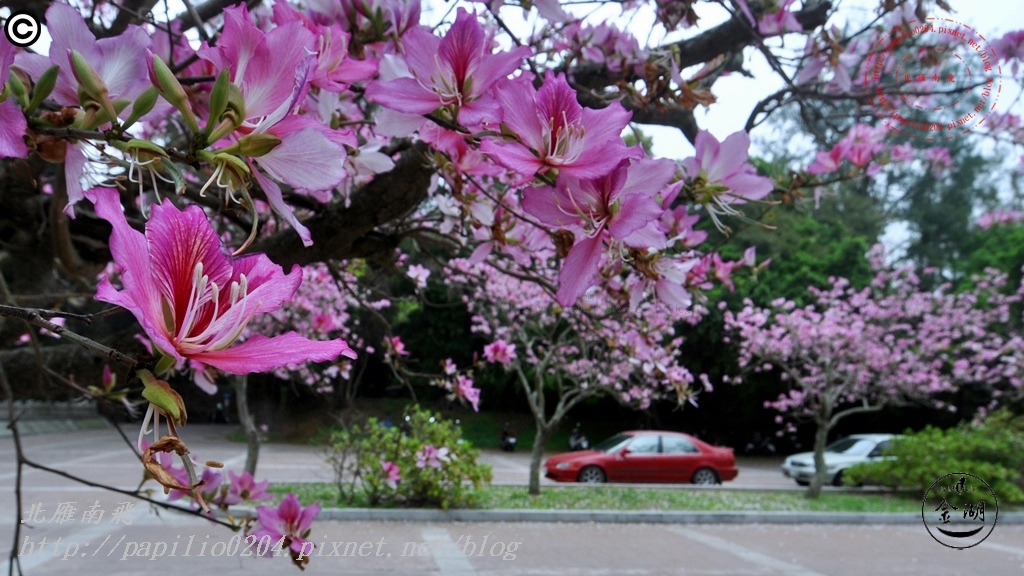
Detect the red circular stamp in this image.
<box><xmin>863</xmin><ymin>18</ymin><xmax>1002</xmax><ymax>141</ymax></box>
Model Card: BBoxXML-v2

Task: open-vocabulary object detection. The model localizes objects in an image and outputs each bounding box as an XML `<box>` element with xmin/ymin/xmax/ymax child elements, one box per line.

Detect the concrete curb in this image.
<box><xmin>225</xmin><ymin>507</ymin><xmax>1024</xmax><ymax>525</ymax></box>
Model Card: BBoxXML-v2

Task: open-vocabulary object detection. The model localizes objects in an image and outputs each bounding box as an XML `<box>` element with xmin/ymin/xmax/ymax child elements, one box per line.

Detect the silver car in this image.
<box><xmin>781</xmin><ymin>434</ymin><xmax>898</xmax><ymax>487</ymax></box>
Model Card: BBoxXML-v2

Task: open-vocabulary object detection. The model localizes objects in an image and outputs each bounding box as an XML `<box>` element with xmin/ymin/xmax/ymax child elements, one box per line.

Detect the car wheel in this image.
<box><xmin>691</xmin><ymin>468</ymin><xmax>720</xmax><ymax>485</ymax></box>
<box><xmin>832</xmin><ymin>470</ymin><xmax>846</xmax><ymax>487</ymax></box>
<box><xmin>796</xmin><ymin>479</ymin><xmax>810</xmax><ymax>486</ymax></box>
<box><xmin>577</xmin><ymin>466</ymin><xmax>606</xmax><ymax>483</ymax></box>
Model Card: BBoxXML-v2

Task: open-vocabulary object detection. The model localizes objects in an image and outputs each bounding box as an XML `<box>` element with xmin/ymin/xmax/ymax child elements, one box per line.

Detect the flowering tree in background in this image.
<box><xmin>0</xmin><ymin>0</ymin><xmax>1020</xmax><ymax>570</ymax></box>
<box><xmin>450</xmin><ymin>258</ymin><xmax>717</xmax><ymax>494</ymax></box>
<box><xmin>725</xmin><ymin>249</ymin><xmax>1020</xmax><ymax>497</ymax></box>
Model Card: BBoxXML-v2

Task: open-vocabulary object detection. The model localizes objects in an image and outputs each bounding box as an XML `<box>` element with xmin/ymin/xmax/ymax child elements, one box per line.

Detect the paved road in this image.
<box><xmin>10</xmin><ymin>425</ymin><xmax>1017</xmax><ymax>575</ymax></box>
<box><xmin>7</xmin><ymin>517</ymin><xmax>1024</xmax><ymax>575</ymax></box>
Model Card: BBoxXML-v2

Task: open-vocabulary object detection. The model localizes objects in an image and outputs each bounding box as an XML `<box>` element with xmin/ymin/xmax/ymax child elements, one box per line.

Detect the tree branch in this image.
<box><xmin>172</xmin><ymin>0</ymin><xmax>264</xmax><ymax>34</ymax></box>
<box><xmin>98</xmin><ymin>0</ymin><xmax>160</xmax><ymax>38</ymax></box>
<box><xmin>571</xmin><ymin>1</ymin><xmax>833</xmax><ymax>92</ymax></box>
<box><xmin>253</xmin><ymin>142</ymin><xmax>433</xmax><ymax>268</ymax></box>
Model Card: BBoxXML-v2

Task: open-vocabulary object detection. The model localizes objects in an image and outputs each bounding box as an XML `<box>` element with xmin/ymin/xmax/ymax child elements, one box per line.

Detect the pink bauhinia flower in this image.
<box><xmin>681</xmin><ymin>130</ymin><xmax>773</xmax><ymax>231</ymax></box>
<box><xmin>522</xmin><ymin>159</ymin><xmax>670</xmax><ymax>305</ymax></box>
<box><xmin>453</xmin><ymin>374</ymin><xmax>481</xmax><ymax>411</ymax></box>
<box><xmin>197</xmin><ymin>5</ymin><xmax>353</xmax><ymax>246</ymax></box>
<box><xmin>407</xmin><ymin>264</ymin><xmax>431</xmax><ymax>288</ymax></box>
<box><xmin>271</xmin><ymin>2</ymin><xmax>378</xmax><ymax>92</ymax></box>
<box><xmin>86</xmin><ymin>187</ymin><xmax>355</xmax><ymax>381</ymax></box>
<box><xmin>226</xmin><ymin>470</ymin><xmax>271</xmax><ymax>504</ymax></box>
<box><xmin>443</xmin><ymin>358</ymin><xmax>458</xmax><ymax>375</ymax></box>
<box><xmin>481</xmin><ymin>73</ymin><xmax>636</xmax><ymax>181</ymax></box>
<box><xmin>15</xmin><ymin>3</ymin><xmax>151</xmax><ymax>108</ymax></box>
<box><xmin>251</xmin><ymin>493</ymin><xmax>320</xmax><ymax>557</ymax></box>
<box><xmin>365</xmin><ymin>8</ymin><xmax>530</xmax><ymax>126</ymax></box>
<box><xmin>756</xmin><ymin>0</ymin><xmax>802</xmax><ymax>36</ymax></box>
<box><xmin>415</xmin><ymin>444</ymin><xmax>451</xmax><ymax>469</ymax></box>
<box><xmin>993</xmin><ymin>30</ymin><xmax>1024</xmax><ymax>75</ymax></box>
<box><xmin>483</xmin><ymin>339</ymin><xmax>518</xmax><ymax>365</ymax></box>
<box><xmin>387</xmin><ymin>335</ymin><xmax>409</xmax><ymax>357</ymax></box>
<box><xmin>806</xmin><ymin>146</ymin><xmax>843</xmax><ymax>175</ymax></box>
<box><xmin>14</xmin><ymin>3</ymin><xmax>150</xmax><ymax>213</ymax></box>
<box><xmin>924</xmin><ymin>147</ymin><xmax>952</xmax><ymax>177</ymax></box>
<box><xmin>0</xmin><ymin>36</ymin><xmax>27</xmax><ymax>159</ymax></box>
<box><xmin>381</xmin><ymin>460</ymin><xmax>401</xmax><ymax>489</ymax></box>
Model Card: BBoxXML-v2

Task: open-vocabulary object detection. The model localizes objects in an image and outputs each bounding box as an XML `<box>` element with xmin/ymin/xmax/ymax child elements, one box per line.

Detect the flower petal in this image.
<box><xmin>479</xmin><ymin>140</ymin><xmax>544</xmax><ymax>178</ymax></box>
<box><xmin>0</xmin><ymin>100</ymin><xmax>27</xmax><ymax>159</ymax></box>
<box><xmin>251</xmin><ymin>168</ymin><xmax>313</xmax><ymax>247</ymax></box>
<box><xmin>522</xmin><ymin>185</ymin><xmax>582</xmax><ymax>228</ymax></box>
<box><xmin>196</xmin><ymin>332</ymin><xmax>356</xmax><ymax>374</ymax></box>
<box><xmin>147</xmin><ymin>200</ymin><xmax>233</xmax><ymax>329</ymax></box>
<box><xmin>556</xmin><ymin>233</ymin><xmax>604</xmax><ymax>307</ymax></box>
<box><xmin>608</xmin><ymin>194</ymin><xmax>663</xmax><ymax>239</ymax></box>
<box><xmin>63</xmin><ymin>144</ymin><xmax>88</xmax><ymax>217</ymax></box>
<box><xmin>365</xmin><ymin>77</ymin><xmax>442</xmax><ymax>114</ymax></box>
<box><xmin>86</xmin><ymin>188</ymin><xmax>179</xmax><ymax>360</ymax></box>
<box><xmin>259</xmin><ymin>119</ymin><xmax>348</xmax><ymax>193</ymax></box>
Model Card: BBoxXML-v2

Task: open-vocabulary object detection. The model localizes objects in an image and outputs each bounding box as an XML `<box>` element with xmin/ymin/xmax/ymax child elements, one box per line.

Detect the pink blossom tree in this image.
<box><xmin>724</xmin><ymin>249</ymin><xmax>1016</xmax><ymax>497</ymax></box>
<box><xmin>448</xmin><ymin>258</ymin><xmax>717</xmax><ymax>495</ymax></box>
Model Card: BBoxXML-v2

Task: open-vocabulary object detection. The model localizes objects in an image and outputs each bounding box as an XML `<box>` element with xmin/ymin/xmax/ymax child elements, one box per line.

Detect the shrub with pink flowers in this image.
<box><xmin>326</xmin><ymin>405</ymin><xmax>491</xmax><ymax>509</ymax></box>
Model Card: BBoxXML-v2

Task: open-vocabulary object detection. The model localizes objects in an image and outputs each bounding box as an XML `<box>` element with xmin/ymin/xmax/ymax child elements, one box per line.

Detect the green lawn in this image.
<box><xmin>268</xmin><ymin>483</ymin><xmax>927</xmax><ymax>513</ymax></box>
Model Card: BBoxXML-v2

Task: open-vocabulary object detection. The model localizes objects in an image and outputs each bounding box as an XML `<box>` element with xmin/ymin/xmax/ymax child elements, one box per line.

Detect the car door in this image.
<box><xmin>660</xmin><ymin>434</ymin><xmax>701</xmax><ymax>482</ymax></box>
<box><xmin>611</xmin><ymin>434</ymin><xmax>661</xmax><ymax>482</ymax></box>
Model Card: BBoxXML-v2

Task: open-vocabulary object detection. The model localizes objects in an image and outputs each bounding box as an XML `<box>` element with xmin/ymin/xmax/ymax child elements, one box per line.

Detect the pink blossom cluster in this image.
<box><xmin>807</xmin><ymin>123</ymin><xmax>887</xmax><ymax>176</ymax></box>
<box><xmin>448</xmin><ymin>257</ymin><xmax>710</xmax><ymax>409</ymax></box>
<box><xmin>977</xmin><ymin>209</ymin><xmax>1024</xmax><ymax>230</ymax></box>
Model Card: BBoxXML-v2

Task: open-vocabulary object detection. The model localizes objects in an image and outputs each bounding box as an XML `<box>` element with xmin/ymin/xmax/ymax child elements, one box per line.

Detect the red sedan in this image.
<box><xmin>544</xmin><ymin>430</ymin><xmax>738</xmax><ymax>484</ymax></box>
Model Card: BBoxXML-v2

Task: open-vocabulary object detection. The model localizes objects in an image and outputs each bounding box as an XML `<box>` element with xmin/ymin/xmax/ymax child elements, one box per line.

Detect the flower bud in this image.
<box><xmin>4</xmin><ymin>69</ymin><xmax>28</xmax><ymax>109</ymax></box>
<box><xmin>206</xmin><ymin>82</ymin><xmax>246</xmax><ymax>143</ymax></box>
<box><xmin>68</xmin><ymin>50</ymin><xmax>108</xmax><ymax>104</ymax></box>
<box><xmin>205</xmin><ymin>69</ymin><xmax>231</xmax><ymax>136</ymax></box>
<box><xmin>102</xmin><ymin>365</ymin><xmax>116</xmax><ymax>392</ymax></box>
<box><xmin>228</xmin><ymin>133</ymin><xmax>282</xmax><ymax>158</ymax></box>
<box><xmin>69</xmin><ymin>50</ymin><xmax>121</xmax><ymax>128</ymax></box>
<box><xmin>122</xmin><ymin>87</ymin><xmax>160</xmax><ymax>129</ymax></box>
<box><xmin>147</xmin><ymin>51</ymin><xmax>199</xmax><ymax>134</ymax></box>
<box><xmin>138</xmin><ymin>369</ymin><xmax>187</xmax><ymax>426</ymax></box>
<box><xmin>27</xmin><ymin>65</ymin><xmax>59</xmax><ymax>113</ymax></box>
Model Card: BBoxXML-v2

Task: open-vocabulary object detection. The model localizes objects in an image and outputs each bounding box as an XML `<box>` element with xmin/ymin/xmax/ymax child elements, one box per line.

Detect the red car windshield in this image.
<box><xmin>592</xmin><ymin>433</ymin><xmax>634</xmax><ymax>452</ymax></box>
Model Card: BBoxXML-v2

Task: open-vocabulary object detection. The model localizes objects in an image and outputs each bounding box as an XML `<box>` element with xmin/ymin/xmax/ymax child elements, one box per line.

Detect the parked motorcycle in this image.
<box><xmin>500</xmin><ymin>423</ymin><xmax>517</xmax><ymax>452</ymax></box>
<box><xmin>569</xmin><ymin>423</ymin><xmax>590</xmax><ymax>451</ymax></box>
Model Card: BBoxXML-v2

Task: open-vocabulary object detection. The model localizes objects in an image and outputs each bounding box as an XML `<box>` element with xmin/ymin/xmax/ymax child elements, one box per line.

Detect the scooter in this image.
<box><xmin>500</xmin><ymin>428</ymin><xmax>517</xmax><ymax>452</ymax></box>
<box><xmin>569</xmin><ymin>423</ymin><xmax>590</xmax><ymax>451</ymax></box>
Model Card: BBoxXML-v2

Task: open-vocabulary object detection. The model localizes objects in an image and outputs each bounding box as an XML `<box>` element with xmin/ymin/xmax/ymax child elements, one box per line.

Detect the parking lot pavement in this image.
<box><xmin>5</xmin><ymin>518</ymin><xmax>1024</xmax><ymax>575</ymax></box>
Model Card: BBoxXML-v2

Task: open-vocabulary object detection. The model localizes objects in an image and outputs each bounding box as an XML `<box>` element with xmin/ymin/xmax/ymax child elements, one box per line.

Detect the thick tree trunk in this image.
<box><xmin>233</xmin><ymin>375</ymin><xmax>260</xmax><ymax>476</ymax></box>
<box><xmin>528</xmin><ymin>424</ymin><xmax>549</xmax><ymax>496</ymax></box>
<box><xmin>807</xmin><ymin>422</ymin><xmax>830</xmax><ymax>499</ymax></box>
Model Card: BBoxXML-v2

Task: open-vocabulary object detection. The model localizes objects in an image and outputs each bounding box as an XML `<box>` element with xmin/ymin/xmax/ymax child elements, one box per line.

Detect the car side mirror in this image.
<box><xmin>619</xmin><ymin>448</ymin><xmax>632</xmax><ymax>457</ymax></box>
